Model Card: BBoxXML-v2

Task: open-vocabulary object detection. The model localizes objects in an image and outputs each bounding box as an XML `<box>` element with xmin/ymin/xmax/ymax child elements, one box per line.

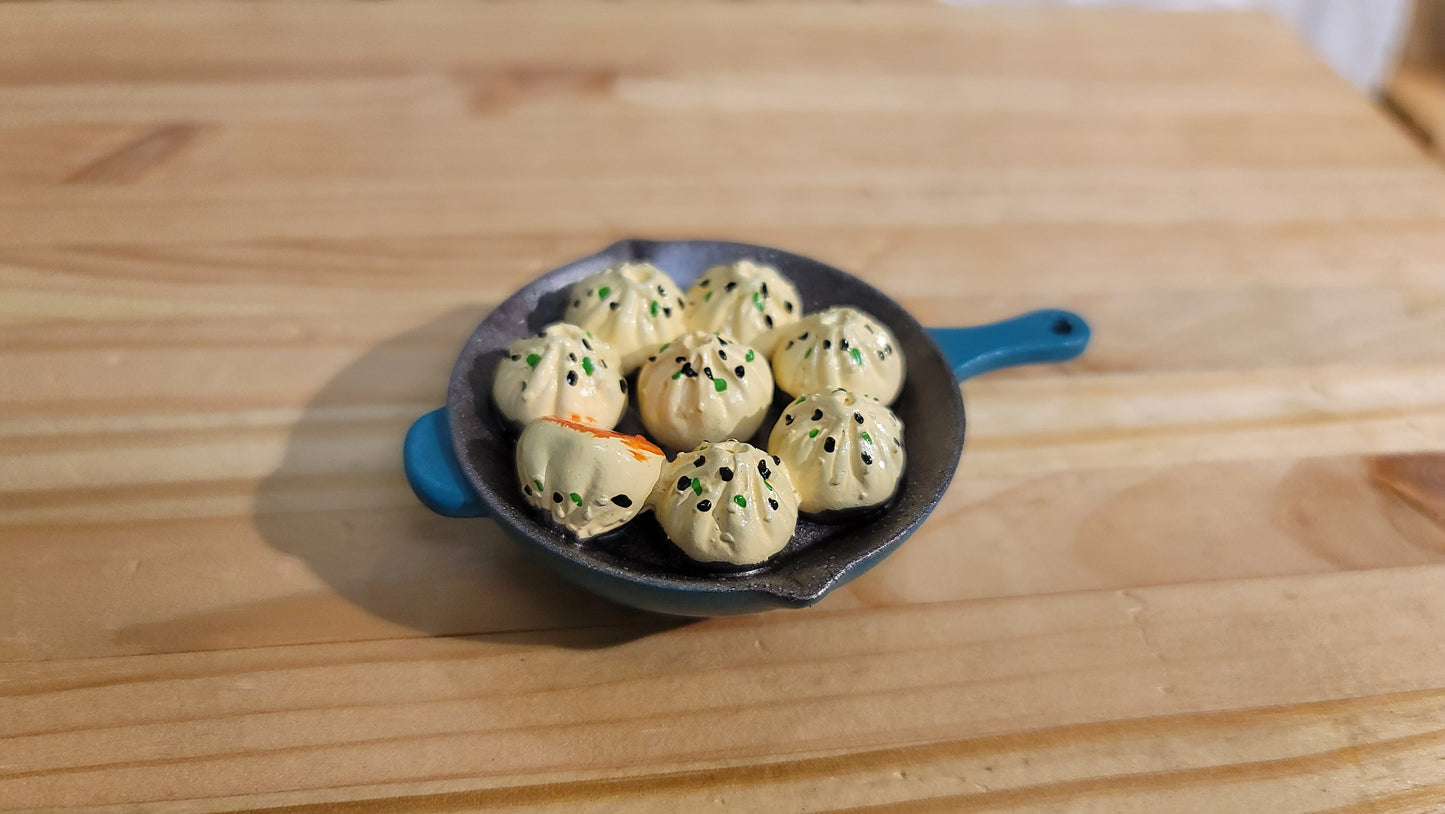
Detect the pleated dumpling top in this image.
<box><xmin>636</xmin><ymin>331</ymin><xmax>773</xmax><ymax>452</ymax></box>
<box><xmin>648</xmin><ymin>441</ymin><xmax>799</xmax><ymax>566</ymax></box>
<box><xmin>683</xmin><ymin>259</ymin><xmax>801</xmax><ymax>353</ymax></box>
<box><xmin>563</xmin><ymin>262</ymin><xmax>688</xmax><ymax>372</ymax></box>
<box><xmin>492</xmin><ymin>322</ymin><xmax>628</xmax><ymax>430</ymax></box>
<box><xmin>767</xmin><ymin>388</ymin><xmax>905</xmax><ymax>515</ymax></box>
<box><xmin>770</xmin><ymin>306</ymin><xmax>905</xmax><ymax>404</ymax></box>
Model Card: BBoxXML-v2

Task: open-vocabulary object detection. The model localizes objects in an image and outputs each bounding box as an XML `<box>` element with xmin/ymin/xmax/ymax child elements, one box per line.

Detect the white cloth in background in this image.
<box><xmin>944</xmin><ymin>0</ymin><xmax>1414</xmax><ymax>91</ymax></box>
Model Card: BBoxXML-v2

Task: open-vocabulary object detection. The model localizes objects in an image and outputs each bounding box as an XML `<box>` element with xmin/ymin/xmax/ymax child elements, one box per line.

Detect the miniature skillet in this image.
<box><xmin>404</xmin><ymin>239</ymin><xmax>1089</xmax><ymax>616</ymax></box>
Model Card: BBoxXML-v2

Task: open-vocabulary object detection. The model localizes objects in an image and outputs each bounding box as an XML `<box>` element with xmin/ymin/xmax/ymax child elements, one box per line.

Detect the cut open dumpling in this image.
<box><xmin>516</xmin><ymin>416</ymin><xmax>664</xmax><ymax>539</ymax></box>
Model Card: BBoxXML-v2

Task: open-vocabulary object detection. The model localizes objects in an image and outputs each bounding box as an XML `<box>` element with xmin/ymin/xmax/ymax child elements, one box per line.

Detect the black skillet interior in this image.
<box><xmin>447</xmin><ymin>240</ymin><xmax>966</xmax><ymax>604</ymax></box>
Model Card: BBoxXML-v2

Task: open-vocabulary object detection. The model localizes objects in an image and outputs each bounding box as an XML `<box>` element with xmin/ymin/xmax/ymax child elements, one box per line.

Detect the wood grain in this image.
<box><xmin>3</xmin><ymin>2</ymin><xmax>1445</xmax><ymax>810</ymax></box>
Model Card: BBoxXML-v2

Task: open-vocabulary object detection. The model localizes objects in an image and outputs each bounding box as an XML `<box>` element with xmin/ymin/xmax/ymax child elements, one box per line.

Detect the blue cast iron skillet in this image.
<box><xmin>404</xmin><ymin>239</ymin><xmax>1089</xmax><ymax>616</ymax></box>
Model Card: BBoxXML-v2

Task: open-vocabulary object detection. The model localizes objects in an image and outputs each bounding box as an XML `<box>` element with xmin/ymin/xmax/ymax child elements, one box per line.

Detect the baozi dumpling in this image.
<box><xmin>516</xmin><ymin>416</ymin><xmax>664</xmax><ymax>539</ymax></box>
<box><xmin>649</xmin><ymin>441</ymin><xmax>799</xmax><ymax>566</ymax></box>
<box><xmin>636</xmin><ymin>331</ymin><xmax>774</xmax><ymax>452</ymax></box>
<box><xmin>684</xmin><ymin>259</ymin><xmax>801</xmax><ymax>353</ymax></box>
<box><xmin>492</xmin><ymin>323</ymin><xmax>628</xmax><ymax>430</ymax></box>
<box><xmin>771</xmin><ymin>306</ymin><xmax>906</xmax><ymax>404</ymax></box>
<box><xmin>563</xmin><ymin>262</ymin><xmax>688</xmax><ymax>372</ymax></box>
<box><xmin>767</xmin><ymin>388</ymin><xmax>905</xmax><ymax>515</ymax></box>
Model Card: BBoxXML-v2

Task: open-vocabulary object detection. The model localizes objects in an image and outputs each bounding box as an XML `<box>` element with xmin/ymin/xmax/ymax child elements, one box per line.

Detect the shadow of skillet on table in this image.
<box><xmin>252</xmin><ymin>306</ymin><xmax>690</xmax><ymax>651</ymax></box>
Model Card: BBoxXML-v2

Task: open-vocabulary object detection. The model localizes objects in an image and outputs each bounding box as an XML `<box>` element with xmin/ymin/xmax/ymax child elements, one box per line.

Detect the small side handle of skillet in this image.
<box><xmin>405</xmin><ymin>308</ymin><xmax>1091</xmax><ymax>517</ymax></box>
<box><xmin>928</xmin><ymin>309</ymin><xmax>1090</xmax><ymax>382</ymax></box>
<box><xmin>404</xmin><ymin>408</ymin><xmax>489</xmax><ymax>518</ymax></box>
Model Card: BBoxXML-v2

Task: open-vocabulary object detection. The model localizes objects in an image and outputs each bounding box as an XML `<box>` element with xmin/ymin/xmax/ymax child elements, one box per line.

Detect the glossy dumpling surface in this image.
<box><xmin>492</xmin><ymin>323</ymin><xmax>628</xmax><ymax>430</ymax></box>
<box><xmin>767</xmin><ymin>388</ymin><xmax>905</xmax><ymax>514</ymax></box>
<box><xmin>516</xmin><ymin>416</ymin><xmax>664</xmax><ymax>539</ymax></box>
<box><xmin>649</xmin><ymin>440</ymin><xmax>800</xmax><ymax>566</ymax></box>
<box><xmin>683</xmin><ymin>259</ymin><xmax>801</xmax><ymax>353</ymax></box>
<box><xmin>563</xmin><ymin>262</ymin><xmax>688</xmax><ymax>372</ymax></box>
<box><xmin>636</xmin><ymin>331</ymin><xmax>773</xmax><ymax>451</ymax></box>
<box><xmin>770</xmin><ymin>307</ymin><xmax>905</xmax><ymax>404</ymax></box>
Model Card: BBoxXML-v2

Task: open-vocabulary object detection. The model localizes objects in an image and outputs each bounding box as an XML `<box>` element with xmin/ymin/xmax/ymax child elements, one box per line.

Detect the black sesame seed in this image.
<box><xmin>573</xmin><ymin>299</ymin><xmax>580</xmax><ymax>308</ymax></box>
<box><xmin>568</xmin><ymin>352</ymin><xmax>577</xmax><ymax>362</ymax></box>
<box><xmin>610</xmin><ymin>302</ymin><xmax>619</xmax><ymax>311</ymax></box>
<box><xmin>758</xmin><ymin>461</ymin><xmax>771</xmax><ymax>479</ymax></box>
<box><xmin>566</xmin><ymin>370</ymin><xmax>578</xmax><ymax>386</ymax></box>
<box><xmin>649</xmin><ymin>356</ymin><xmax>657</xmax><ymax>362</ymax></box>
<box><xmin>703</xmin><ymin>366</ymin><xmax>714</xmax><ymax>380</ymax></box>
<box><xmin>657</xmin><ymin>285</ymin><xmax>666</xmax><ymax>296</ymax></box>
<box><xmin>718</xmin><ymin>350</ymin><xmax>727</xmax><ymax>361</ymax></box>
<box><xmin>800</xmin><ymin>332</ymin><xmax>809</xmax><ymax>340</ymax></box>
<box><xmin>772</xmin><ymin>455</ymin><xmax>781</xmax><ymax>465</ymax></box>
<box><xmin>610</xmin><ymin>494</ymin><xmax>633</xmax><ymax>508</ymax></box>
<box><xmin>510</xmin><ymin>354</ymin><xmax>520</xmax><ymax>361</ymax></box>
<box><xmin>854</xmin><ymin>412</ymin><xmax>864</xmax><ymax>424</ymax></box>
<box><xmin>824</xmin><ymin>437</ymin><xmax>836</xmax><ymax>452</ymax></box>
<box><xmin>677</xmin><ymin>476</ymin><xmax>691</xmax><ymax>491</ymax></box>
<box><xmin>865</xmin><ymin>323</ymin><xmax>875</xmax><ymax>333</ymax></box>
<box><xmin>768</xmin><ymin>498</ymin><xmax>779</xmax><ymax>510</ymax></box>
<box><xmin>785</xmin><ymin>414</ymin><xmax>794</xmax><ymax>425</ymax></box>
<box><xmin>675</xmin><ymin>356</ymin><xmax>686</xmax><ymax>364</ymax></box>
<box><xmin>552</xmin><ymin>492</ymin><xmax>563</xmax><ymax>504</ymax></box>
<box><xmin>663</xmin><ymin>307</ymin><xmax>673</xmax><ymax>317</ymax></box>
<box><xmin>764</xmin><ymin>315</ymin><xmax>774</xmax><ymax>328</ymax></box>
<box><xmin>718</xmin><ymin>337</ymin><xmax>728</xmax><ymax>345</ymax></box>
<box><xmin>582</xmin><ymin>338</ymin><xmax>592</xmax><ymax>350</ymax></box>
<box><xmin>786</xmin><ymin>340</ymin><xmax>794</xmax><ymax>349</ymax></box>
<box><xmin>683</xmin><ymin>364</ymin><xmax>698</xmax><ymax>378</ymax></box>
<box><xmin>761</xmin><ymin>282</ymin><xmax>770</xmax><ymax>296</ymax></box>
<box><xmin>523</xmin><ymin>484</ymin><xmax>532</xmax><ymax>495</ymax></box>
<box><xmin>719</xmin><ymin>467</ymin><xmax>734</xmax><ymax>481</ymax></box>
<box><xmin>725</xmin><ymin>281</ymin><xmax>737</xmax><ymax>292</ymax></box>
<box><xmin>586</xmin><ymin>289</ymin><xmax>593</xmax><ymax>297</ymax></box>
<box><xmin>619</xmin><ymin>379</ymin><xmax>628</xmax><ymax>393</ymax></box>
<box><xmin>735</xmin><ymin>365</ymin><xmax>745</xmax><ymax>377</ymax></box>
<box><xmin>520</xmin><ymin>381</ymin><xmax>527</xmax><ymax>391</ymax></box>
<box><xmin>823</xmin><ymin>339</ymin><xmax>832</xmax><ymax>350</ymax></box>
<box><xmin>785</xmin><ymin>301</ymin><xmax>795</xmax><ymax>313</ymax></box>
<box><xmin>694</xmin><ymin>456</ymin><xmax>706</xmax><ymax>467</ymax></box>
<box><xmin>697</xmin><ymin>499</ymin><xmax>712</xmax><ymax>512</ymax></box>
<box><xmin>840</xmin><ymin>338</ymin><xmax>850</xmax><ymax>351</ymax></box>
<box><xmin>878</xmin><ymin>351</ymin><xmax>886</xmax><ymax>360</ymax></box>
<box><xmin>812</xmin><ymin>409</ymin><xmax>824</xmax><ymax>421</ymax></box>
<box><xmin>699</xmin><ymin>278</ymin><xmax>710</xmax><ymax>287</ymax></box>
<box><xmin>861</xmin><ymin>452</ymin><xmax>873</xmax><ymax>465</ymax></box>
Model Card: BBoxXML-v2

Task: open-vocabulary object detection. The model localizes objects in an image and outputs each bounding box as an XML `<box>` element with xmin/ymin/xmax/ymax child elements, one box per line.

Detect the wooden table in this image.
<box><xmin>6</xmin><ymin>3</ymin><xmax>1445</xmax><ymax>810</ymax></box>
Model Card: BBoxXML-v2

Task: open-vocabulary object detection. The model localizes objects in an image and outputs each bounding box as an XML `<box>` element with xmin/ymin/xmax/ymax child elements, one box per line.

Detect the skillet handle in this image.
<box><xmin>928</xmin><ymin>309</ymin><xmax>1090</xmax><ymax>382</ymax></box>
<box><xmin>404</xmin><ymin>408</ymin><xmax>489</xmax><ymax>518</ymax></box>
